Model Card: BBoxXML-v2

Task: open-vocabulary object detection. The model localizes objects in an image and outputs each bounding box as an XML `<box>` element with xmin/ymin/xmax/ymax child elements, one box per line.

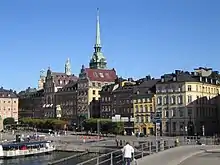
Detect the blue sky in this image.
<box><xmin>0</xmin><ymin>0</ymin><xmax>220</xmax><ymax>91</ymax></box>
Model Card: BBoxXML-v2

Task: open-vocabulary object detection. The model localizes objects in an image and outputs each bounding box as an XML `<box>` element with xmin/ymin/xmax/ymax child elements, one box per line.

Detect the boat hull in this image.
<box><xmin>0</xmin><ymin>147</ymin><xmax>55</xmax><ymax>159</ymax></box>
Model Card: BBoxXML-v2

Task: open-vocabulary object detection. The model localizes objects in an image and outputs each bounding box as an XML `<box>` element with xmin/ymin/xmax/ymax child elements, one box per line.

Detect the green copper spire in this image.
<box><xmin>95</xmin><ymin>8</ymin><xmax>101</xmax><ymax>48</ymax></box>
<box><xmin>89</xmin><ymin>8</ymin><xmax>107</xmax><ymax>69</ymax></box>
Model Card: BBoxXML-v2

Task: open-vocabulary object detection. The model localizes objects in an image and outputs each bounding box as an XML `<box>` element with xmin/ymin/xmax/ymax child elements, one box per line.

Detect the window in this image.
<box><xmin>179</xmin><ymin>108</ymin><xmax>184</xmax><ymax>117</ymax></box>
<box><xmin>163</xmin><ymin>96</ymin><xmax>168</xmax><ymax>105</ymax></box>
<box><xmin>93</xmin><ymin>97</ymin><xmax>96</xmax><ymax>100</ymax></box>
<box><xmin>93</xmin><ymin>72</ymin><xmax>98</xmax><ymax>77</ymax></box>
<box><xmin>93</xmin><ymin>90</ymin><xmax>96</xmax><ymax>95</ymax></box>
<box><xmin>165</xmin><ymin>110</ymin><xmax>169</xmax><ymax>117</ymax></box>
<box><xmin>157</xmin><ymin>96</ymin><xmax>162</xmax><ymax>105</ymax></box>
<box><xmin>173</xmin><ymin>109</ymin><xmax>176</xmax><ymax>117</ymax></box>
<box><xmin>171</xmin><ymin>96</ymin><xmax>175</xmax><ymax>104</ymax></box>
<box><xmin>188</xmin><ymin>85</ymin><xmax>192</xmax><ymax>91</ymax></box>
<box><xmin>178</xmin><ymin>95</ymin><xmax>183</xmax><ymax>104</ymax></box>
<box><xmin>135</xmin><ymin>105</ymin><xmax>138</xmax><ymax>112</ymax></box>
<box><xmin>187</xmin><ymin>95</ymin><xmax>192</xmax><ymax>103</ymax></box>
<box><xmin>172</xmin><ymin>122</ymin><xmax>176</xmax><ymax>131</ymax></box>
<box><xmin>92</xmin><ymin>82</ymin><xmax>96</xmax><ymax>87</ymax></box>
<box><xmin>140</xmin><ymin>105</ymin><xmax>143</xmax><ymax>112</ymax></box>
<box><xmin>150</xmin><ymin>106</ymin><xmax>153</xmax><ymax>112</ymax></box>
<box><xmin>99</xmin><ymin>73</ymin><xmax>104</xmax><ymax>78</ymax></box>
<box><xmin>188</xmin><ymin>108</ymin><xmax>192</xmax><ymax>117</ymax></box>
<box><xmin>145</xmin><ymin>105</ymin><xmax>148</xmax><ymax>112</ymax></box>
<box><xmin>98</xmin><ymin>83</ymin><xmax>101</xmax><ymax>87</ymax></box>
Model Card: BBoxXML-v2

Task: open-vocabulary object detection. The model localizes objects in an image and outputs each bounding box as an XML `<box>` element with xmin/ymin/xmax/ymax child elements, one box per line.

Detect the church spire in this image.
<box><xmin>65</xmin><ymin>58</ymin><xmax>71</xmax><ymax>75</ymax></box>
<box><xmin>95</xmin><ymin>8</ymin><xmax>101</xmax><ymax>50</ymax></box>
<box><xmin>89</xmin><ymin>8</ymin><xmax>107</xmax><ymax>69</ymax></box>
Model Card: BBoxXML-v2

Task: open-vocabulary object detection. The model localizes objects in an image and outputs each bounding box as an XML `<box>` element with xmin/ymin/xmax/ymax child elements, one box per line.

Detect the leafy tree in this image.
<box><xmin>3</xmin><ymin>117</ymin><xmax>15</xmax><ymax>125</ymax></box>
<box><xmin>83</xmin><ymin>118</ymin><xmax>124</xmax><ymax>134</ymax></box>
<box><xmin>19</xmin><ymin>118</ymin><xmax>67</xmax><ymax>130</ymax></box>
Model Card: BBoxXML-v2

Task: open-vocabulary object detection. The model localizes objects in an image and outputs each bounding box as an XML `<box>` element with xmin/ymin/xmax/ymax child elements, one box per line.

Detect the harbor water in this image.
<box><xmin>0</xmin><ymin>151</ymin><xmax>97</xmax><ymax>165</ymax></box>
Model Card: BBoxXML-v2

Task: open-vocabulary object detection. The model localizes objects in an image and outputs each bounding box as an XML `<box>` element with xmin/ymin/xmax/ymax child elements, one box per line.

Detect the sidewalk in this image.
<box><xmin>137</xmin><ymin>145</ymin><xmax>220</xmax><ymax>165</ymax></box>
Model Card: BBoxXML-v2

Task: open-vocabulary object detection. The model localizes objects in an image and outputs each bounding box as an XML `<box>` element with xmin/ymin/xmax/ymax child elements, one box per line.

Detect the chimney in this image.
<box><xmin>175</xmin><ymin>70</ymin><xmax>181</xmax><ymax>75</ymax></box>
<box><xmin>128</xmin><ymin>78</ymin><xmax>133</xmax><ymax>82</ymax></box>
<box><xmin>145</xmin><ymin>75</ymin><xmax>151</xmax><ymax>81</ymax></box>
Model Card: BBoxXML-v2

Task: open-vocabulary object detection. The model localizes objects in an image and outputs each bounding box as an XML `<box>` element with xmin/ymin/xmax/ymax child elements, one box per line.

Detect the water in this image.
<box><xmin>0</xmin><ymin>151</ymin><xmax>97</xmax><ymax>165</ymax></box>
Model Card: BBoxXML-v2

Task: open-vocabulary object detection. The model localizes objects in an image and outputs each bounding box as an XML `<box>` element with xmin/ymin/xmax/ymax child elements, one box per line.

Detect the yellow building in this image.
<box><xmin>156</xmin><ymin>68</ymin><xmax>220</xmax><ymax>136</ymax></box>
<box><xmin>132</xmin><ymin>78</ymin><xmax>159</xmax><ymax>135</ymax></box>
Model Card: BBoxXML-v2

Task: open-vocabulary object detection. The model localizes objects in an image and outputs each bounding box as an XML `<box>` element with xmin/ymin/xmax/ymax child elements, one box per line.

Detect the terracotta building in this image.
<box><xmin>0</xmin><ymin>87</ymin><xmax>18</xmax><ymax>122</ymax></box>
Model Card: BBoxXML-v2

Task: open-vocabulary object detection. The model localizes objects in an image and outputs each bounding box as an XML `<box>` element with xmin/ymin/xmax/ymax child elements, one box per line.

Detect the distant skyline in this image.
<box><xmin>0</xmin><ymin>0</ymin><xmax>220</xmax><ymax>91</ymax></box>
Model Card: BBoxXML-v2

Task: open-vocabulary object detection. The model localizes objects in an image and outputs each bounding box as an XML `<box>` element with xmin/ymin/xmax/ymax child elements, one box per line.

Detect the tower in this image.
<box><xmin>38</xmin><ymin>69</ymin><xmax>46</xmax><ymax>90</ymax></box>
<box><xmin>89</xmin><ymin>8</ymin><xmax>107</xmax><ymax>69</ymax></box>
<box><xmin>65</xmin><ymin>58</ymin><xmax>71</xmax><ymax>75</ymax></box>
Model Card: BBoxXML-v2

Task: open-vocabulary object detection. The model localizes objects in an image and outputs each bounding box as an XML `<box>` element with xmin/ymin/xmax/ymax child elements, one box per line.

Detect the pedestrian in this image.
<box><xmin>115</xmin><ymin>138</ymin><xmax>119</xmax><ymax>147</ymax></box>
<box><xmin>121</xmin><ymin>142</ymin><xmax>134</xmax><ymax>165</ymax></box>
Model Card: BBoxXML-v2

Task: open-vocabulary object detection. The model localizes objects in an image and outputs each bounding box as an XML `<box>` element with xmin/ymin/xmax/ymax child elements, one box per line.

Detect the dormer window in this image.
<box><xmin>173</xmin><ymin>77</ymin><xmax>176</xmax><ymax>81</ymax></box>
<box><xmin>161</xmin><ymin>78</ymin><xmax>164</xmax><ymax>82</ymax></box>
<box><xmin>199</xmin><ymin>77</ymin><xmax>202</xmax><ymax>82</ymax></box>
<box><xmin>93</xmin><ymin>72</ymin><xmax>98</xmax><ymax>77</ymax></box>
<box><xmin>99</xmin><ymin>73</ymin><xmax>104</xmax><ymax>78</ymax></box>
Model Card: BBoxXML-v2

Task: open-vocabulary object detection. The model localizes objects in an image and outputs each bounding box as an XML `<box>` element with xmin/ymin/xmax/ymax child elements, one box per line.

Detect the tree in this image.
<box><xmin>83</xmin><ymin>118</ymin><xmax>124</xmax><ymax>134</ymax></box>
<box><xmin>3</xmin><ymin>117</ymin><xmax>15</xmax><ymax>125</ymax></box>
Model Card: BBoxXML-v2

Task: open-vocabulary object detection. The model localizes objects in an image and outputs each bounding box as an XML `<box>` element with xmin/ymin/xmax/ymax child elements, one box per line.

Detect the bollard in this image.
<box><xmin>158</xmin><ymin>140</ymin><xmax>160</xmax><ymax>152</ymax></box>
<box><xmin>141</xmin><ymin>143</ymin><xmax>144</xmax><ymax>158</ymax></box>
<box><xmin>110</xmin><ymin>152</ymin><xmax>113</xmax><ymax>165</ymax></box>
<box><xmin>160</xmin><ymin>140</ymin><xmax>164</xmax><ymax>151</ymax></box>
<box><xmin>97</xmin><ymin>156</ymin><xmax>99</xmax><ymax>165</ymax></box>
<box><xmin>156</xmin><ymin>140</ymin><xmax>158</xmax><ymax>153</ymax></box>
<box><xmin>149</xmin><ymin>141</ymin><xmax>152</xmax><ymax>154</ymax></box>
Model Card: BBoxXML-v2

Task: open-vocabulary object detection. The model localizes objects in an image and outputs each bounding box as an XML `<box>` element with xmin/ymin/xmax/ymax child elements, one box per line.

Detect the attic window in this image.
<box><xmin>93</xmin><ymin>72</ymin><xmax>98</xmax><ymax>77</ymax></box>
<box><xmin>137</xmin><ymin>91</ymin><xmax>140</xmax><ymax>94</ymax></box>
<box><xmin>99</xmin><ymin>73</ymin><xmax>104</xmax><ymax>78</ymax></box>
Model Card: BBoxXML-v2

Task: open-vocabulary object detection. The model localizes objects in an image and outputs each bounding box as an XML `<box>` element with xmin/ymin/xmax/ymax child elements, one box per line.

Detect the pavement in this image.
<box><xmin>137</xmin><ymin>145</ymin><xmax>220</xmax><ymax>165</ymax></box>
<box><xmin>179</xmin><ymin>152</ymin><xmax>220</xmax><ymax>165</ymax></box>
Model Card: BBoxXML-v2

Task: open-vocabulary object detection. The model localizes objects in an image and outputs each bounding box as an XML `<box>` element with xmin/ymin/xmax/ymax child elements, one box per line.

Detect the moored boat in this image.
<box><xmin>0</xmin><ymin>140</ymin><xmax>55</xmax><ymax>158</ymax></box>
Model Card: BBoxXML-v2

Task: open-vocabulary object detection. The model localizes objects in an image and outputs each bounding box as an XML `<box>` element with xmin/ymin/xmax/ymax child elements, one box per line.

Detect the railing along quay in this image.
<box><xmin>76</xmin><ymin>139</ymin><xmax>176</xmax><ymax>165</ymax></box>
<box><xmin>76</xmin><ymin>136</ymin><xmax>219</xmax><ymax>165</ymax></box>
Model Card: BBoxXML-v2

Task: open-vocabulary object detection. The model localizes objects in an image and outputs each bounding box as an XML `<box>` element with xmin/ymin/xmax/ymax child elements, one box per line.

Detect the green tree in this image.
<box><xmin>3</xmin><ymin>117</ymin><xmax>15</xmax><ymax>125</ymax></box>
<box><xmin>83</xmin><ymin>118</ymin><xmax>124</xmax><ymax>134</ymax></box>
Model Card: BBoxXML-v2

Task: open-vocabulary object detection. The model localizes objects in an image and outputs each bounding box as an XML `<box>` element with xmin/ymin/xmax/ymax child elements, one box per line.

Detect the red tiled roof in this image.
<box><xmin>85</xmin><ymin>68</ymin><xmax>117</xmax><ymax>82</ymax></box>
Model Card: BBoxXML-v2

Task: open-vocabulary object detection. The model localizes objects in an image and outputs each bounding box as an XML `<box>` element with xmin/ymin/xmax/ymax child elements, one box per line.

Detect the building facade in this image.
<box><xmin>133</xmin><ymin>77</ymin><xmax>159</xmax><ymax>135</ymax></box>
<box><xmin>55</xmin><ymin>81</ymin><xmax>77</xmax><ymax>124</ymax></box>
<box><xmin>156</xmin><ymin>68</ymin><xmax>220</xmax><ymax>136</ymax></box>
<box><xmin>0</xmin><ymin>87</ymin><xmax>18</xmax><ymax>122</ymax></box>
<box><xmin>77</xmin><ymin>9</ymin><xmax>117</xmax><ymax>125</ymax></box>
<box><xmin>43</xmin><ymin>59</ymin><xmax>78</xmax><ymax>118</ymax></box>
<box><xmin>18</xmin><ymin>88</ymin><xmax>44</xmax><ymax>119</ymax></box>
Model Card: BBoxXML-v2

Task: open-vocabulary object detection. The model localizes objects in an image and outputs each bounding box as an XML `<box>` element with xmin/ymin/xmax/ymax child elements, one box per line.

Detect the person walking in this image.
<box><xmin>121</xmin><ymin>142</ymin><xmax>134</xmax><ymax>165</ymax></box>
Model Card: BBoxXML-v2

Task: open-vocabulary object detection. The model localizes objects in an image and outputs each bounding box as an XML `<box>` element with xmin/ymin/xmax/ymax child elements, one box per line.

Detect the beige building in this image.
<box><xmin>0</xmin><ymin>87</ymin><xmax>18</xmax><ymax>123</ymax></box>
<box><xmin>156</xmin><ymin>68</ymin><xmax>220</xmax><ymax>136</ymax></box>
